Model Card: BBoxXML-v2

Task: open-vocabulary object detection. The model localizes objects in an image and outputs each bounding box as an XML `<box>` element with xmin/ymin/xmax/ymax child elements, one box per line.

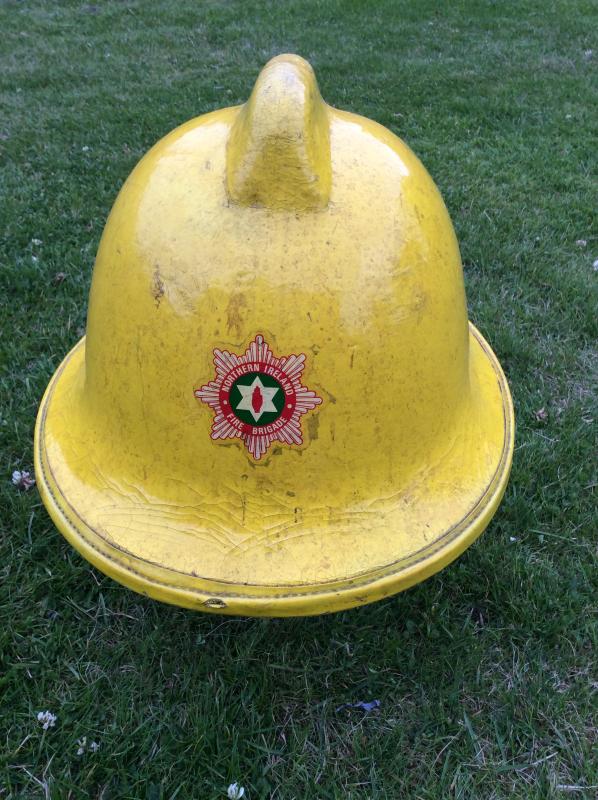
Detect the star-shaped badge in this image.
<box><xmin>194</xmin><ymin>334</ymin><xmax>322</xmax><ymax>460</ymax></box>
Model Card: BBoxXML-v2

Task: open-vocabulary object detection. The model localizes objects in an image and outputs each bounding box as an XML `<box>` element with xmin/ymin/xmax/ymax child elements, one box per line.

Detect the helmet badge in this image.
<box><xmin>195</xmin><ymin>335</ymin><xmax>322</xmax><ymax>460</ymax></box>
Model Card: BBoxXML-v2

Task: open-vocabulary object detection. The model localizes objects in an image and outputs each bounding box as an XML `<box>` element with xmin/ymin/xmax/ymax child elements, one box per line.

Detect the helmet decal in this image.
<box><xmin>194</xmin><ymin>334</ymin><xmax>322</xmax><ymax>460</ymax></box>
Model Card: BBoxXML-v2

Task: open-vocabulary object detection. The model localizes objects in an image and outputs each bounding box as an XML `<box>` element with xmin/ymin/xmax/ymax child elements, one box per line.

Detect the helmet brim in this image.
<box><xmin>34</xmin><ymin>322</ymin><xmax>513</xmax><ymax>616</ymax></box>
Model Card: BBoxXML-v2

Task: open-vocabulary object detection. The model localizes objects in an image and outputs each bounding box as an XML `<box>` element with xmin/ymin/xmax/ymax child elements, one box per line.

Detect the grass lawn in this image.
<box><xmin>1</xmin><ymin>0</ymin><xmax>596</xmax><ymax>797</ymax></box>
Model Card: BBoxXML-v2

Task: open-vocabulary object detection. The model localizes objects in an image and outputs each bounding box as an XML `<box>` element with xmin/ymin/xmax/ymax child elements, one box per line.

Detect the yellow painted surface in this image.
<box><xmin>35</xmin><ymin>55</ymin><xmax>514</xmax><ymax>616</ymax></box>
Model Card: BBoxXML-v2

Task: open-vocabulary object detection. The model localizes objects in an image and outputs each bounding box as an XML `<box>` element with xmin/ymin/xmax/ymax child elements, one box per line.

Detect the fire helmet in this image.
<box><xmin>35</xmin><ymin>55</ymin><xmax>514</xmax><ymax>616</ymax></box>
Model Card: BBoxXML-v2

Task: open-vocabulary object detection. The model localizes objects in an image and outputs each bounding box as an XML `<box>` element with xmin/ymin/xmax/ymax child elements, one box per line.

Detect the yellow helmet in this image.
<box><xmin>35</xmin><ymin>55</ymin><xmax>514</xmax><ymax>616</ymax></box>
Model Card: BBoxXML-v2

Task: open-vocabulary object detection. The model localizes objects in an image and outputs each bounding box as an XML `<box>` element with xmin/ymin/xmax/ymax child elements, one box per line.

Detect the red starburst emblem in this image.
<box><xmin>194</xmin><ymin>334</ymin><xmax>323</xmax><ymax>460</ymax></box>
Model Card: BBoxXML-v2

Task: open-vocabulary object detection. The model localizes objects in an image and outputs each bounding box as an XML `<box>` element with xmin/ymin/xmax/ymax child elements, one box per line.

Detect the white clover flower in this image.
<box><xmin>227</xmin><ymin>783</ymin><xmax>245</xmax><ymax>799</ymax></box>
<box><xmin>37</xmin><ymin>711</ymin><xmax>57</xmax><ymax>730</ymax></box>
<box><xmin>31</xmin><ymin>238</ymin><xmax>42</xmax><ymax>246</ymax></box>
<box><xmin>12</xmin><ymin>470</ymin><xmax>35</xmax><ymax>490</ymax></box>
<box><xmin>76</xmin><ymin>736</ymin><xmax>100</xmax><ymax>755</ymax></box>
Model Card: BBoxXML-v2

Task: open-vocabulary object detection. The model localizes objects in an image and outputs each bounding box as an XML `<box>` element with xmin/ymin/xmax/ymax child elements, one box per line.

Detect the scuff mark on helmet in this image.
<box><xmin>152</xmin><ymin>266</ymin><xmax>165</xmax><ymax>308</ymax></box>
